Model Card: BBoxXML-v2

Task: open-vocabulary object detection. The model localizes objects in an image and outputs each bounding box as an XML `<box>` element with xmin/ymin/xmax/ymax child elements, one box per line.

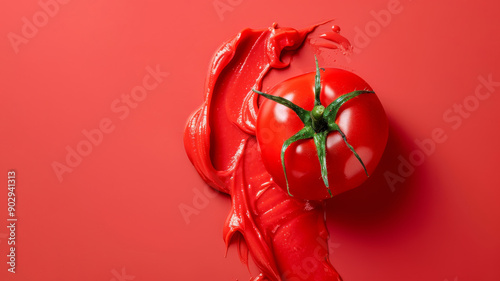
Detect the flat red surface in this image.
<box><xmin>1</xmin><ymin>0</ymin><xmax>499</xmax><ymax>280</ymax></box>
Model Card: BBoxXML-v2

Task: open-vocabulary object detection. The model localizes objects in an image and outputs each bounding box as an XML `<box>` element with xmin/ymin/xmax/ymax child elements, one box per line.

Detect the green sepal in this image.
<box><xmin>335</xmin><ymin>126</ymin><xmax>369</xmax><ymax>177</ymax></box>
<box><xmin>280</xmin><ymin>126</ymin><xmax>315</xmax><ymax>196</ymax></box>
<box><xmin>253</xmin><ymin>89</ymin><xmax>310</xmax><ymax>125</ymax></box>
<box><xmin>313</xmin><ymin>130</ymin><xmax>333</xmax><ymax>197</ymax></box>
<box><xmin>324</xmin><ymin>90</ymin><xmax>374</xmax><ymax>120</ymax></box>
<box><xmin>314</xmin><ymin>56</ymin><xmax>322</xmax><ymax>106</ymax></box>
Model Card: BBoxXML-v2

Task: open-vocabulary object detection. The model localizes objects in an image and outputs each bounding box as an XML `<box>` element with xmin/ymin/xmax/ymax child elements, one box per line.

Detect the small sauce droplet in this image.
<box><xmin>309</xmin><ymin>24</ymin><xmax>352</xmax><ymax>55</ymax></box>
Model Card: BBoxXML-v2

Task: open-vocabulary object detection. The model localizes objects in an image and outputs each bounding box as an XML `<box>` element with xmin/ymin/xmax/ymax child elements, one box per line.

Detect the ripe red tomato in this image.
<box><xmin>256</xmin><ymin>66</ymin><xmax>388</xmax><ymax>200</ymax></box>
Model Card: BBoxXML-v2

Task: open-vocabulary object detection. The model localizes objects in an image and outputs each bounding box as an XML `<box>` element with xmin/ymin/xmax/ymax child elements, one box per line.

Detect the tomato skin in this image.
<box><xmin>256</xmin><ymin>68</ymin><xmax>388</xmax><ymax>200</ymax></box>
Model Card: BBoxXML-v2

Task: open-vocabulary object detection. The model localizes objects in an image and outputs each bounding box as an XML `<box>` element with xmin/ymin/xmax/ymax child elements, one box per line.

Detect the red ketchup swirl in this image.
<box><xmin>184</xmin><ymin>23</ymin><xmax>347</xmax><ymax>281</ymax></box>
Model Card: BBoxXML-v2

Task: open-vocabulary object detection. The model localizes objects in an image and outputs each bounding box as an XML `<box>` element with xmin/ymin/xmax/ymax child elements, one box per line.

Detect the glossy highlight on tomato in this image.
<box><xmin>256</xmin><ymin>67</ymin><xmax>388</xmax><ymax>200</ymax></box>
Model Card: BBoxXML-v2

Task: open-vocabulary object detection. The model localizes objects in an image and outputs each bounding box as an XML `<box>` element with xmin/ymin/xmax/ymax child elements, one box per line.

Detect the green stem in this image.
<box><xmin>311</xmin><ymin>105</ymin><xmax>326</xmax><ymax>132</ymax></box>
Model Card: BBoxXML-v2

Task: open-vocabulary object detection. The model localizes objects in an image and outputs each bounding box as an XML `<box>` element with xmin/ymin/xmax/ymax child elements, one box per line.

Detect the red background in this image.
<box><xmin>1</xmin><ymin>0</ymin><xmax>499</xmax><ymax>280</ymax></box>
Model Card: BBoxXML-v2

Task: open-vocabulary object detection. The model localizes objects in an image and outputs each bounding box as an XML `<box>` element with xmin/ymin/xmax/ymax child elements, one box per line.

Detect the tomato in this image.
<box><xmin>255</xmin><ymin>61</ymin><xmax>388</xmax><ymax>200</ymax></box>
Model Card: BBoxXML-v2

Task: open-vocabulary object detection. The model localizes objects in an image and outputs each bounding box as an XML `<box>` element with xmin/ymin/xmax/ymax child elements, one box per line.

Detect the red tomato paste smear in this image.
<box><xmin>184</xmin><ymin>23</ymin><xmax>346</xmax><ymax>281</ymax></box>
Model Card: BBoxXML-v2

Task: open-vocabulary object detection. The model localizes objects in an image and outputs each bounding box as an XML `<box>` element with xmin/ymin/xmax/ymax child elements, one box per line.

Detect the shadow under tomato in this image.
<box><xmin>325</xmin><ymin>116</ymin><xmax>435</xmax><ymax>237</ymax></box>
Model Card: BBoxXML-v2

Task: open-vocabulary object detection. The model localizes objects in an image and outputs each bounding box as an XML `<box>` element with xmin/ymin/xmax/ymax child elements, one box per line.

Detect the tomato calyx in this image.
<box><xmin>253</xmin><ymin>57</ymin><xmax>373</xmax><ymax>198</ymax></box>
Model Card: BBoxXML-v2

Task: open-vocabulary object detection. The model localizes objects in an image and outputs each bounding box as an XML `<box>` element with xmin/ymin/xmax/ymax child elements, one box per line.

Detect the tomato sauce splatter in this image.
<box><xmin>184</xmin><ymin>22</ymin><xmax>352</xmax><ymax>281</ymax></box>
